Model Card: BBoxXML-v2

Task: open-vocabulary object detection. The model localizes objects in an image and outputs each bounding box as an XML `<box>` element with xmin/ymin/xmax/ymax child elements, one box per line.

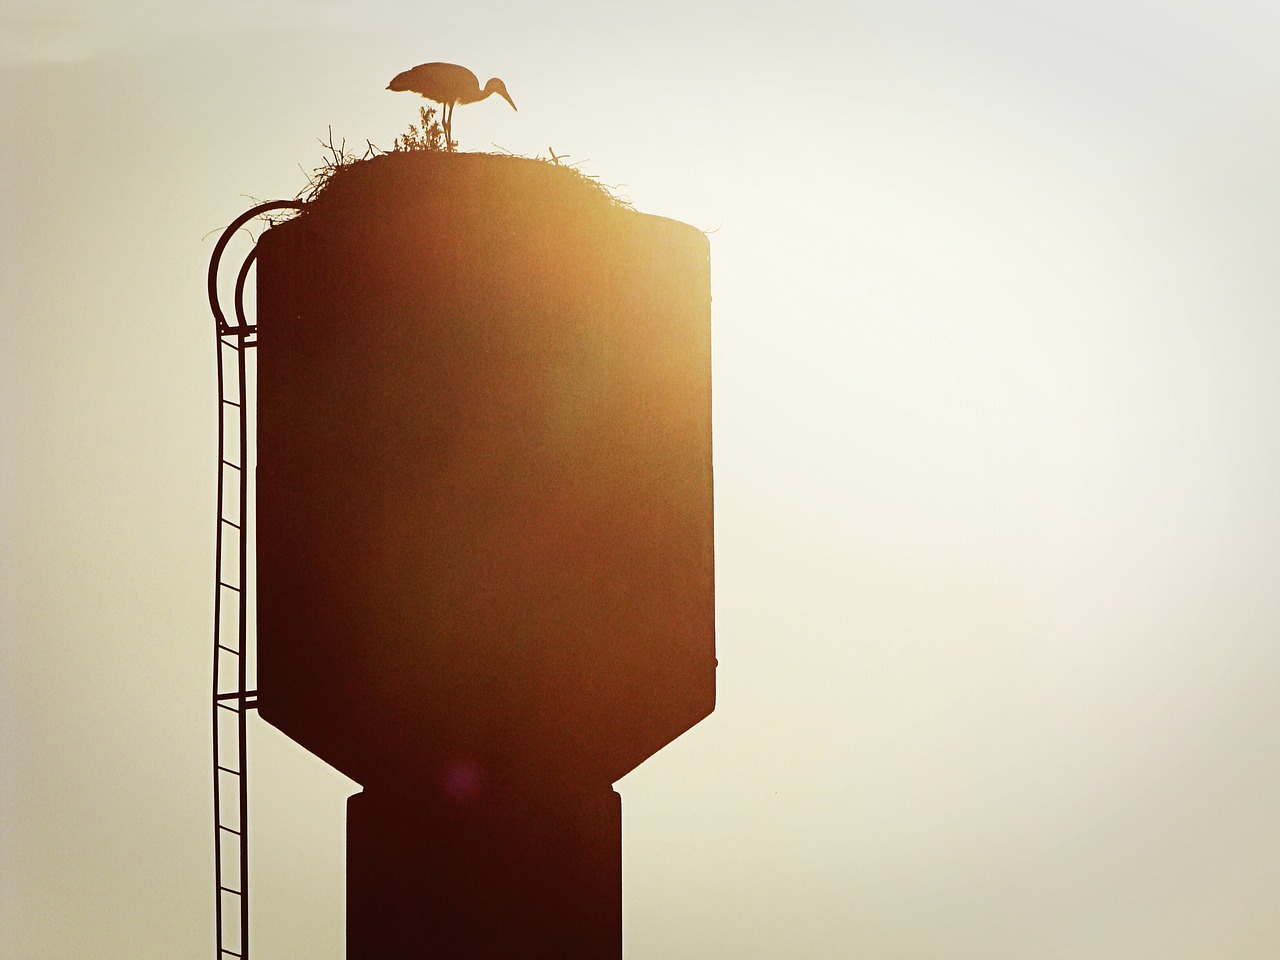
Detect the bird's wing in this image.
<box><xmin>410</xmin><ymin>62</ymin><xmax>480</xmax><ymax>102</ymax></box>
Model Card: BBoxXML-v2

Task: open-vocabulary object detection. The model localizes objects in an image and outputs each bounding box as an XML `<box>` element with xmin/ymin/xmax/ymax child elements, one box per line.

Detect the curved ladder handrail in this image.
<box><xmin>208</xmin><ymin>200</ymin><xmax>302</xmax><ymax>333</ymax></box>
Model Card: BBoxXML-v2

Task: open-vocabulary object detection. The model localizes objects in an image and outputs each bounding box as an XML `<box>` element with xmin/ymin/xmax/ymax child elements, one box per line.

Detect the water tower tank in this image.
<box><xmin>254</xmin><ymin>151</ymin><xmax>714</xmax><ymax>959</ymax></box>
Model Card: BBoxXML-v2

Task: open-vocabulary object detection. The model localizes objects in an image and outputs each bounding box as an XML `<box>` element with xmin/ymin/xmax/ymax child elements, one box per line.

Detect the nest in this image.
<box><xmin>281</xmin><ymin>115</ymin><xmax>631</xmax><ymax>223</ymax></box>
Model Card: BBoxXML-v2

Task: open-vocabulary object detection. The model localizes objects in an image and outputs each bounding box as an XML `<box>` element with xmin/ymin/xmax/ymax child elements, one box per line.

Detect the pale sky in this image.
<box><xmin>5</xmin><ymin>1</ymin><xmax>1280</xmax><ymax>958</ymax></box>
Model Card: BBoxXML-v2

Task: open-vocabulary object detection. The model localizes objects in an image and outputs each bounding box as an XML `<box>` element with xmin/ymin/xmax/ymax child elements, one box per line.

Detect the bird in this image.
<box><xmin>387</xmin><ymin>62</ymin><xmax>517</xmax><ymax>151</ymax></box>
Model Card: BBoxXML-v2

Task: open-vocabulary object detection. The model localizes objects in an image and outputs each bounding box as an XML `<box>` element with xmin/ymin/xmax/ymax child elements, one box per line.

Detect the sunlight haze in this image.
<box><xmin>5</xmin><ymin>0</ymin><xmax>1280</xmax><ymax>957</ymax></box>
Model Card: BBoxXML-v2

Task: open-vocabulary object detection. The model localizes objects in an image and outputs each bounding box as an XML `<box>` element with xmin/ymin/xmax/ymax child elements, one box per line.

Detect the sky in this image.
<box><xmin>5</xmin><ymin>1</ymin><xmax>1280</xmax><ymax>957</ymax></box>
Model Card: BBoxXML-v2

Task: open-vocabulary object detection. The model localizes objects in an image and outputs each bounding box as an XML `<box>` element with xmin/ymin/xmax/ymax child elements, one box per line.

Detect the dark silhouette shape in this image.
<box><xmin>255</xmin><ymin>151</ymin><xmax>714</xmax><ymax>959</ymax></box>
<box><xmin>387</xmin><ymin>62</ymin><xmax>516</xmax><ymax>150</ymax></box>
<box><xmin>206</xmin><ymin>198</ymin><xmax>302</xmax><ymax>960</ymax></box>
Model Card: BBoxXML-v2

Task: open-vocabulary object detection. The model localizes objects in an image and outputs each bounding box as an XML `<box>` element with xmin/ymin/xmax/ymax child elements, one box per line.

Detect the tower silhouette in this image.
<box><xmin>253</xmin><ymin>151</ymin><xmax>715</xmax><ymax>959</ymax></box>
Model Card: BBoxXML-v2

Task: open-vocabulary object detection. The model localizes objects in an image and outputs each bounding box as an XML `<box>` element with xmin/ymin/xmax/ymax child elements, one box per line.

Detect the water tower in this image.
<box><xmin>207</xmin><ymin>151</ymin><xmax>714</xmax><ymax>959</ymax></box>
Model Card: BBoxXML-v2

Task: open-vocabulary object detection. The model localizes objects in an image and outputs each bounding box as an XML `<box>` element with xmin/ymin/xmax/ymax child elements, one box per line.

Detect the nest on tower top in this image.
<box><xmin>301</xmin><ymin>149</ymin><xmax>631</xmax><ymax>220</ymax></box>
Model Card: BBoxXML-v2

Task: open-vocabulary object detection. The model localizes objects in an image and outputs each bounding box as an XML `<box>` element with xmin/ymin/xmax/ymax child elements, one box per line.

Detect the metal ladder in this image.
<box><xmin>207</xmin><ymin>201</ymin><xmax>302</xmax><ymax>960</ymax></box>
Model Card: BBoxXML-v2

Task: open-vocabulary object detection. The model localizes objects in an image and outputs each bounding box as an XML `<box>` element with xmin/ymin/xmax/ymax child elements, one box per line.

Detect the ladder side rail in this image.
<box><xmin>235</xmin><ymin>329</ymin><xmax>251</xmax><ymax>960</ymax></box>
<box><xmin>212</xmin><ymin>326</ymin><xmax>230</xmax><ymax>960</ymax></box>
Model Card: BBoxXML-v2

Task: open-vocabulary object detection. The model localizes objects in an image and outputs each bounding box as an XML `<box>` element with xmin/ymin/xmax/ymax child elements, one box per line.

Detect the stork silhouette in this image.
<box><xmin>387</xmin><ymin>62</ymin><xmax>517</xmax><ymax>151</ymax></box>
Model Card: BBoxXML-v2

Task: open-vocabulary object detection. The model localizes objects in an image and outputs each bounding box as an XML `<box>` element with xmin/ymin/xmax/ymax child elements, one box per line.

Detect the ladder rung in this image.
<box><xmin>219</xmin><ymin>885</ymin><xmax>243</xmax><ymax>896</ymax></box>
<box><xmin>216</xmin><ymin>690</ymin><xmax>258</xmax><ymax>700</ymax></box>
<box><xmin>222</xmin><ymin>951</ymin><xmax>243</xmax><ymax>958</ymax></box>
<box><xmin>217</xmin><ymin>643</ymin><xmax>240</xmax><ymax>655</ymax></box>
<box><xmin>218</xmin><ymin>582</ymin><xmax>241</xmax><ymax>592</ymax></box>
<box><xmin>220</xmin><ymin>518</ymin><xmax>242</xmax><ymax>530</ymax></box>
<box><xmin>222</xmin><ymin>399</ymin><xmax>241</xmax><ymax>409</ymax></box>
<box><xmin>217</xmin><ymin>764</ymin><xmax>241</xmax><ymax>775</ymax></box>
<box><xmin>216</xmin><ymin>701</ymin><xmax>239</xmax><ymax>713</ymax></box>
<box><xmin>221</xmin><ymin>459</ymin><xmax>242</xmax><ymax>470</ymax></box>
<box><xmin>219</xmin><ymin>824</ymin><xmax>243</xmax><ymax>836</ymax></box>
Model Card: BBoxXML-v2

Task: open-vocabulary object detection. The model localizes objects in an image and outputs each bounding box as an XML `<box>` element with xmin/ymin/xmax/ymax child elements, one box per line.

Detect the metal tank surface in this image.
<box><xmin>254</xmin><ymin>151</ymin><xmax>714</xmax><ymax>959</ymax></box>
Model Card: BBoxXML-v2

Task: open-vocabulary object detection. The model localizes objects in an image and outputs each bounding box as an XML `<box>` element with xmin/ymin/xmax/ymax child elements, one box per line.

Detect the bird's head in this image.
<box><xmin>484</xmin><ymin>78</ymin><xmax>517</xmax><ymax>111</ymax></box>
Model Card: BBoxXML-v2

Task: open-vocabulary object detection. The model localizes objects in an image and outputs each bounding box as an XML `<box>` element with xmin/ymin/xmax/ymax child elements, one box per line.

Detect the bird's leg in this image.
<box><xmin>446</xmin><ymin>103</ymin><xmax>454</xmax><ymax>151</ymax></box>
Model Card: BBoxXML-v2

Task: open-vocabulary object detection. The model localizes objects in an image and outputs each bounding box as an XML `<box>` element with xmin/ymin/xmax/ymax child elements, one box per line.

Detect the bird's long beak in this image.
<box><xmin>500</xmin><ymin>90</ymin><xmax>517</xmax><ymax>111</ymax></box>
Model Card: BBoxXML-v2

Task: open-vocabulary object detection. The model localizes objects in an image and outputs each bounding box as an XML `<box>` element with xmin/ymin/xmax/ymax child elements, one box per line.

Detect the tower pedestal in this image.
<box><xmin>347</xmin><ymin>785</ymin><xmax>621</xmax><ymax>959</ymax></box>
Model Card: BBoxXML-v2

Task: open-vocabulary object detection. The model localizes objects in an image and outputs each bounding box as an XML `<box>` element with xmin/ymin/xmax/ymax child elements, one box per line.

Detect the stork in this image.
<box><xmin>387</xmin><ymin>62</ymin><xmax>517</xmax><ymax>151</ymax></box>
